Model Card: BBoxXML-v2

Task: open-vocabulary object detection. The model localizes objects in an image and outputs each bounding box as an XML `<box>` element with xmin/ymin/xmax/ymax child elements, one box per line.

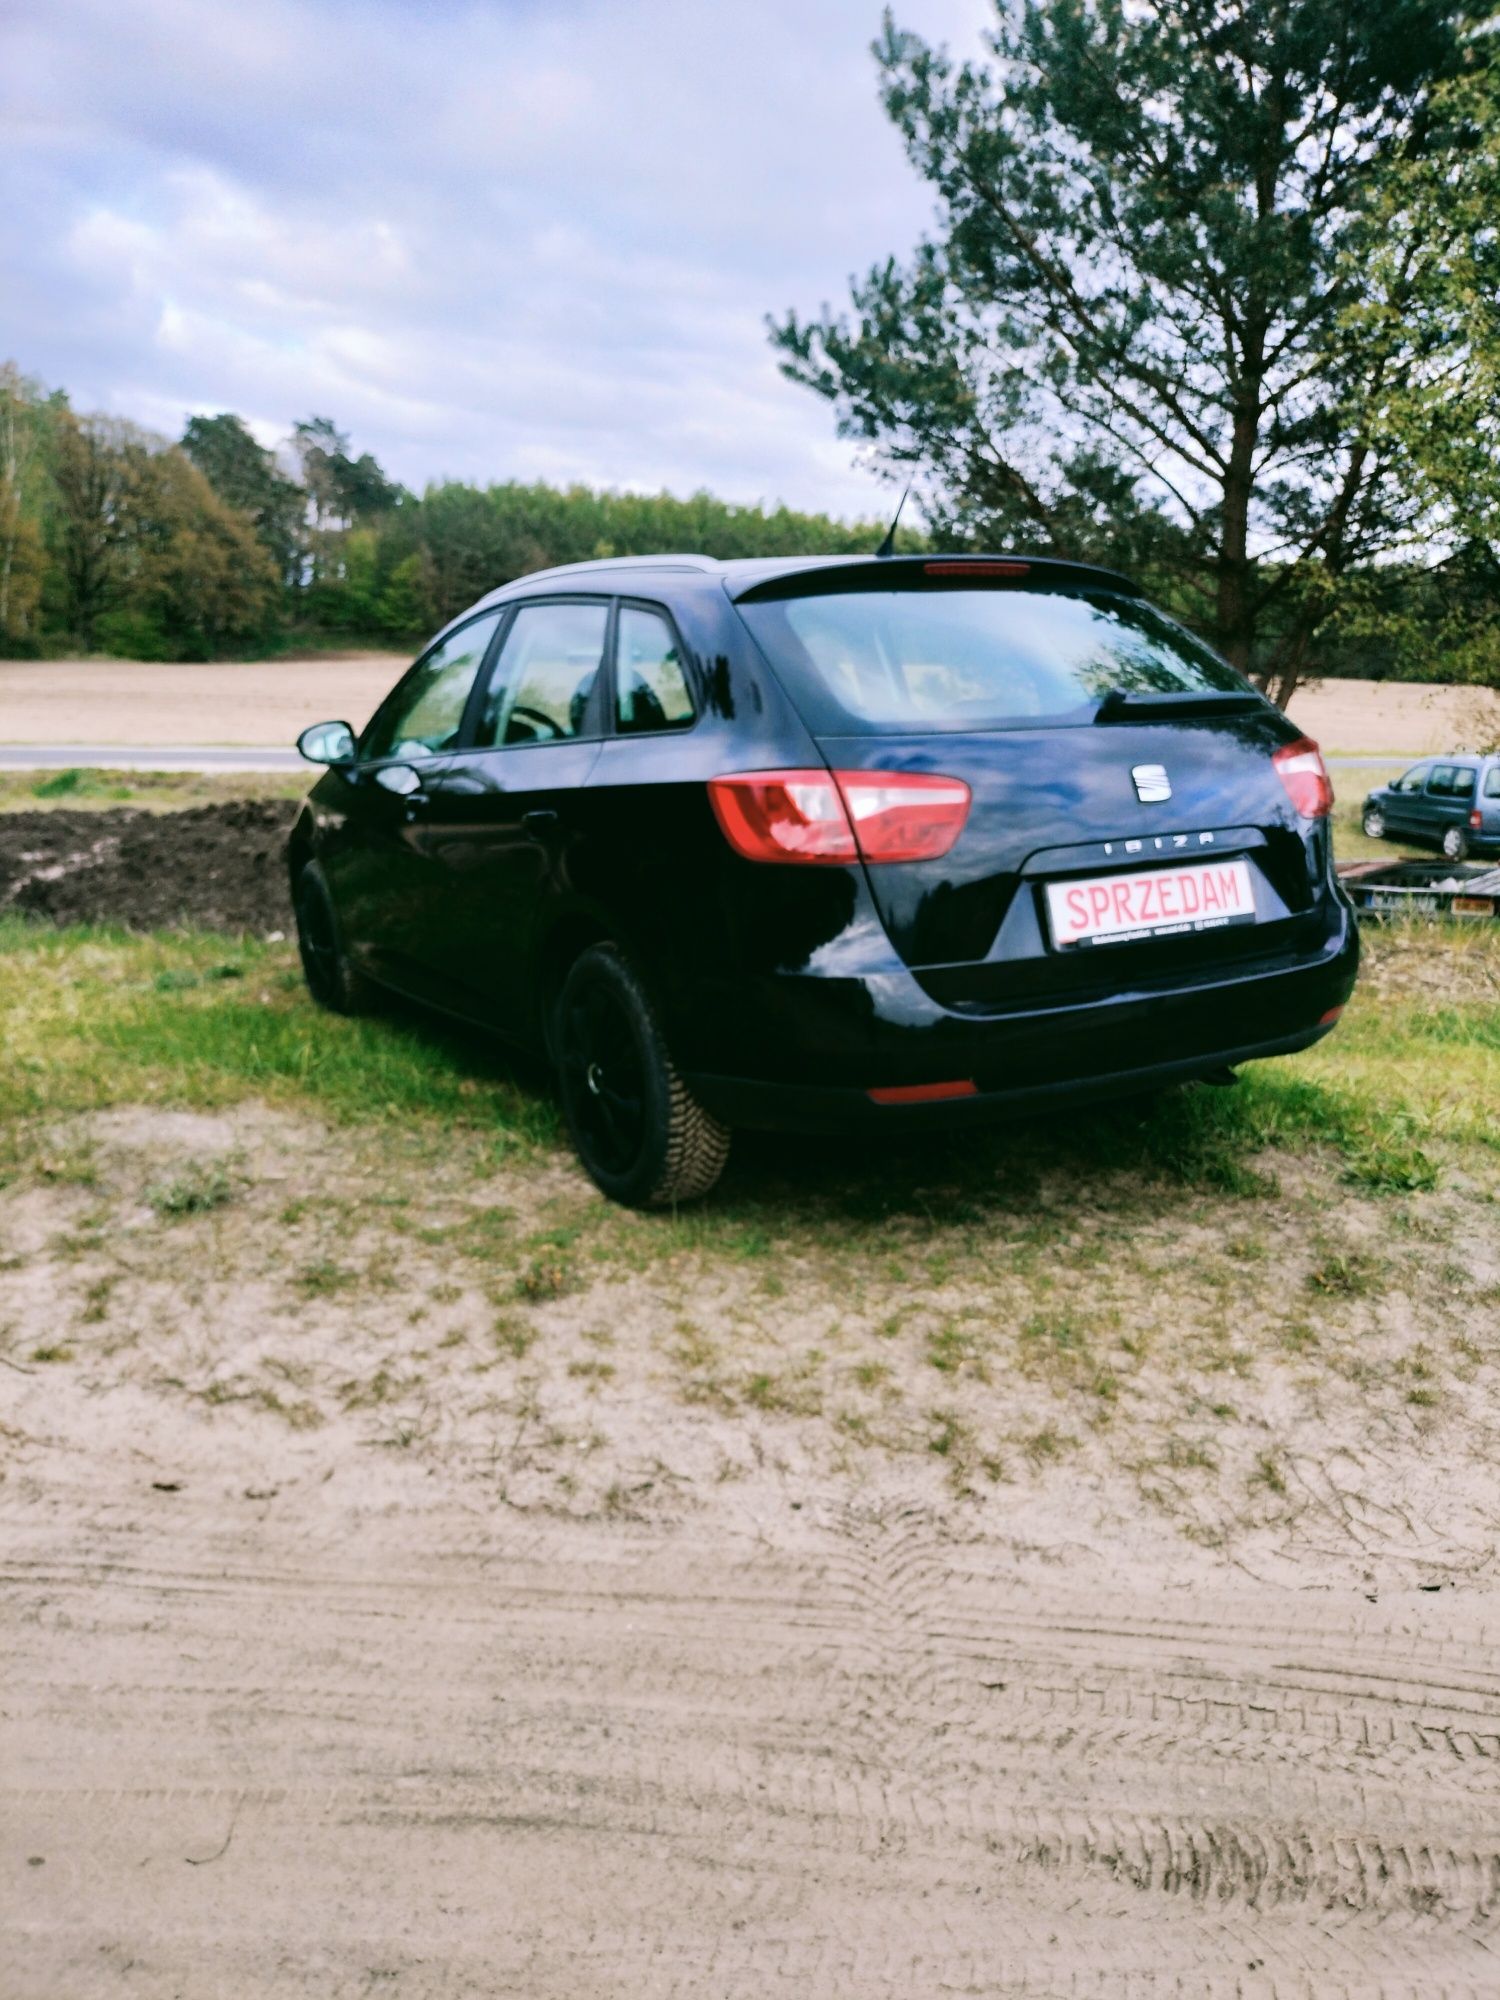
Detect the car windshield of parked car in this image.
<box><xmin>361</xmin><ymin>612</ymin><xmax>502</xmax><ymax>761</ymax></box>
<box><xmin>737</xmin><ymin>586</ymin><xmax>1244</xmax><ymax>731</ymax></box>
<box><xmin>1391</xmin><ymin>764</ymin><xmax>1430</xmax><ymax>793</ymax></box>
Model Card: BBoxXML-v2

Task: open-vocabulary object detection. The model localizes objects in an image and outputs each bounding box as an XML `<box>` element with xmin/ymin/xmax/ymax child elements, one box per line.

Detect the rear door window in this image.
<box><xmin>1486</xmin><ymin>767</ymin><xmax>1500</xmax><ymax>798</ymax></box>
<box><xmin>474</xmin><ymin>600</ymin><xmax>609</xmax><ymax>748</ymax></box>
<box><xmin>360</xmin><ymin>610</ymin><xmax>503</xmax><ymax>762</ymax></box>
<box><xmin>615</xmin><ymin>605</ymin><xmax>695</xmax><ymax>734</ymax></box>
<box><xmin>1427</xmin><ymin>765</ymin><xmax>1461</xmax><ymax>797</ymax></box>
<box><xmin>737</xmin><ymin>586</ymin><xmax>1244</xmax><ymax>732</ymax></box>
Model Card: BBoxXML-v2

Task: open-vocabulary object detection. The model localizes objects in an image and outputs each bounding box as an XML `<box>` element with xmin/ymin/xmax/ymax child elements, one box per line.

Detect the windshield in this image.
<box><xmin>737</xmin><ymin>586</ymin><xmax>1246</xmax><ymax>732</ymax></box>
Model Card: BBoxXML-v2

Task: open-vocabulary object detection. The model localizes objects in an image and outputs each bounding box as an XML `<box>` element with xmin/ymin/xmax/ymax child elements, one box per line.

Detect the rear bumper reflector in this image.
<box><xmin>867</xmin><ymin>1079</ymin><xmax>979</xmax><ymax>1105</ymax></box>
<box><xmin>1318</xmin><ymin>1005</ymin><xmax>1345</xmax><ymax>1026</ymax></box>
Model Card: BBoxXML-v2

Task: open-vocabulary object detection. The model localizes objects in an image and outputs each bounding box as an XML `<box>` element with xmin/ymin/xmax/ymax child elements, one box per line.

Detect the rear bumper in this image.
<box><xmin>689</xmin><ymin>1018</ymin><xmax>1337</xmax><ymax>1132</ymax></box>
<box><xmin>683</xmin><ymin>899</ymin><xmax>1359</xmax><ymax>1134</ymax></box>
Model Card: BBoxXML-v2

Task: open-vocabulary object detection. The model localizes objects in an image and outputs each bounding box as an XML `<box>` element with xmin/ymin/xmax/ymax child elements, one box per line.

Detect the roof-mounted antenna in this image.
<box><xmin>874</xmin><ymin>483</ymin><xmax>912</xmax><ymax>559</ymax></box>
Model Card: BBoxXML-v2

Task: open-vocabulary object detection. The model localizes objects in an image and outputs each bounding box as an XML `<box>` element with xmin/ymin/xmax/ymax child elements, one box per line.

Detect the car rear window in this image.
<box><xmin>736</xmin><ymin>587</ymin><xmax>1245</xmax><ymax>732</ymax></box>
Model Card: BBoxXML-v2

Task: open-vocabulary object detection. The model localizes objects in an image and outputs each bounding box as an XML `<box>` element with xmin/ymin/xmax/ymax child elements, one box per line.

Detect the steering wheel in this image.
<box><xmin>505</xmin><ymin>703</ymin><xmax>563</xmax><ymax>744</ymax></box>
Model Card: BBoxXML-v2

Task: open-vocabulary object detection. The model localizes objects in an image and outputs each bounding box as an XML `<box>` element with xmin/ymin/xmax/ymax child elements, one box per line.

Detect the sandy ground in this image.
<box><xmin>0</xmin><ymin>653</ymin><xmax>405</xmax><ymax>748</ymax></box>
<box><xmin>2</xmin><ymin>654</ymin><xmax>1499</xmax><ymax>753</ymax></box>
<box><xmin>5</xmin><ymin>1097</ymin><xmax>1500</xmax><ymax>1997</ymax></box>
<box><xmin>1285</xmin><ymin>677</ymin><xmax>1500</xmax><ymax>754</ymax></box>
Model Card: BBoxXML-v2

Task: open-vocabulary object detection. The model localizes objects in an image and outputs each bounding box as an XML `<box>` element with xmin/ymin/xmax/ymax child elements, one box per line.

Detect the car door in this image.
<box><xmin>1423</xmin><ymin>763</ymin><xmax>1473</xmax><ymax>850</ymax></box>
<box><xmin>1483</xmin><ymin>764</ymin><xmax>1500</xmax><ymax>848</ymax></box>
<box><xmin>322</xmin><ymin>608</ymin><xmax>505</xmax><ymax>1000</ymax></box>
<box><xmin>1382</xmin><ymin>761</ymin><xmax>1431</xmax><ymax>836</ymax></box>
<box><xmin>401</xmin><ymin>597</ymin><xmax>612</xmax><ymax>1035</ymax></box>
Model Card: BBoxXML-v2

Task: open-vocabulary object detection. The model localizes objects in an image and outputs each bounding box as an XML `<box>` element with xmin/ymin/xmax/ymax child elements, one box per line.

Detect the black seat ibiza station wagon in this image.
<box><xmin>290</xmin><ymin>553</ymin><xmax>1358</xmax><ymax>1207</ymax></box>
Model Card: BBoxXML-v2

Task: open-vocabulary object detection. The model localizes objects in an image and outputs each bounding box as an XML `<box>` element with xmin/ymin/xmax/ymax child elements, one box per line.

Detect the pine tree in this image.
<box><xmin>772</xmin><ymin>1</ymin><xmax>1492</xmax><ymax>704</ymax></box>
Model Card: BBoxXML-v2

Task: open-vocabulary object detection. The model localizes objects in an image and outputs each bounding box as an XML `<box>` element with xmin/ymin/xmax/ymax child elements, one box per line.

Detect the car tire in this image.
<box><xmin>554</xmin><ymin>943</ymin><xmax>730</xmax><ymax>1208</ymax></box>
<box><xmin>1361</xmin><ymin>806</ymin><xmax>1386</xmax><ymax>840</ymax></box>
<box><xmin>294</xmin><ymin>861</ymin><xmax>374</xmax><ymax>1015</ymax></box>
<box><xmin>1442</xmin><ymin>826</ymin><xmax>1471</xmax><ymax>862</ymax></box>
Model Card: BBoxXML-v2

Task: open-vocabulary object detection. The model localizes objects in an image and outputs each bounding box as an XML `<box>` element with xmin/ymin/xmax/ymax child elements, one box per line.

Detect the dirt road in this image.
<box><xmin>2</xmin><ymin>653</ymin><xmax>1499</xmax><ymax>753</ymax></box>
<box><xmin>7</xmin><ymin>1439</ymin><xmax>1497</xmax><ymax>1997</ymax></box>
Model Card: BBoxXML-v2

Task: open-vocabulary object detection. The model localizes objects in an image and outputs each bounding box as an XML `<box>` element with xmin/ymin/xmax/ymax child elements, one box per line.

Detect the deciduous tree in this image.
<box><xmin>0</xmin><ymin>362</ymin><xmax>52</xmax><ymax>647</ymax></box>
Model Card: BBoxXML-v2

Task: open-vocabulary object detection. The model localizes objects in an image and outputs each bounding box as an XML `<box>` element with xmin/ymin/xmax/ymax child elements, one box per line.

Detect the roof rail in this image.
<box><xmin>498</xmin><ymin>553</ymin><xmax>720</xmax><ymax>587</ymax></box>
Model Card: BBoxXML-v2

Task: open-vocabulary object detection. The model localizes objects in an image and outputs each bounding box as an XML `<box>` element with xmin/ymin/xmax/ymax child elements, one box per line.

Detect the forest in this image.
<box><xmin>2</xmin><ymin>357</ymin><xmax>1497</xmax><ymax>690</ymax></box>
<box><xmin>0</xmin><ymin>364</ymin><xmax>901</xmax><ymax>662</ymax></box>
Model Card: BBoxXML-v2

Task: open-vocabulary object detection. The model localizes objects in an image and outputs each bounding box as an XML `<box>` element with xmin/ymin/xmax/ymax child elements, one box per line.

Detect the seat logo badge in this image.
<box><xmin>1133</xmin><ymin>763</ymin><xmax>1172</xmax><ymax>803</ymax></box>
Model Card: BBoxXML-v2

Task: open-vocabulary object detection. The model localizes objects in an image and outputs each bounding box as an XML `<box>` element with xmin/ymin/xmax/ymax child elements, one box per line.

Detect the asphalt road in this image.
<box><xmin>0</xmin><ymin>745</ymin><xmax>303</xmax><ymax>772</ymax></box>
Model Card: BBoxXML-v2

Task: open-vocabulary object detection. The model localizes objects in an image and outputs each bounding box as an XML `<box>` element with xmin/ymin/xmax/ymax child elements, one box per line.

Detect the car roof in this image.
<box><xmin>1397</xmin><ymin>753</ymin><xmax>1490</xmax><ymax>768</ymax></box>
<box><xmin>475</xmin><ymin>550</ymin><xmax>1140</xmax><ymax>607</ymax></box>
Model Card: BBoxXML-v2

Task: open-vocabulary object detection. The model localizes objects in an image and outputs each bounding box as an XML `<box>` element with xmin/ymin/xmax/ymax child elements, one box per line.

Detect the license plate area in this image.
<box><xmin>1046</xmin><ymin>857</ymin><xmax>1257</xmax><ymax>950</ymax></box>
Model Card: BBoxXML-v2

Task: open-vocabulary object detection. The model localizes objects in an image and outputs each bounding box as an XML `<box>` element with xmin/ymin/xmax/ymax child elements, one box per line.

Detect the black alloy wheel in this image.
<box><xmin>555</xmin><ymin>944</ymin><xmax>730</xmax><ymax>1208</ymax></box>
<box><xmin>294</xmin><ymin>862</ymin><xmax>371</xmax><ymax>1015</ymax></box>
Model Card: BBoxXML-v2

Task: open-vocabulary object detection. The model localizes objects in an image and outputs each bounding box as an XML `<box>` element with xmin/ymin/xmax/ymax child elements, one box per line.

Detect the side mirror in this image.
<box><xmin>296</xmin><ymin>720</ymin><xmax>356</xmax><ymax>766</ymax></box>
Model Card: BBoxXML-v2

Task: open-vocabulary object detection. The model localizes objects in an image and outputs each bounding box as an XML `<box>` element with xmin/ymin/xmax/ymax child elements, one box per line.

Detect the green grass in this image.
<box><xmin>0</xmin><ymin>914</ymin><xmax>1495</xmax><ymax>1254</ymax></box>
<box><xmin>0</xmin><ymin>920</ymin><xmax>557</xmax><ymax>1163</ymax></box>
<box><xmin>0</xmin><ymin>768</ymin><xmax>306</xmax><ymax>813</ymax></box>
<box><xmin>146</xmin><ymin>1158</ymin><xmax>236</xmax><ymax>1217</ymax></box>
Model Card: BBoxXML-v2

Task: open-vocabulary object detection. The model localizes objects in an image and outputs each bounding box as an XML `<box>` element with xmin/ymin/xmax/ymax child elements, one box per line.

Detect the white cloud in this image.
<box><xmin>0</xmin><ymin>0</ymin><xmax>990</xmax><ymax>515</ymax></box>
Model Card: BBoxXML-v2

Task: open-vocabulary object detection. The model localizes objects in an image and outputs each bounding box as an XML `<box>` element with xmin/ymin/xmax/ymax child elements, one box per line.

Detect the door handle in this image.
<box><xmin>522</xmin><ymin>808</ymin><xmax>559</xmax><ymax>831</ymax></box>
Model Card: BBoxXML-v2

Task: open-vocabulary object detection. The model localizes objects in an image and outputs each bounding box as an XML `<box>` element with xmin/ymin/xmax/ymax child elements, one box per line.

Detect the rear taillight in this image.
<box><xmin>839</xmin><ymin>771</ymin><xmax>972</xmax><ymax>861</ymax></box>
<box><xmin>1272</xmin><ymin>737</ymin><xmax>1334</xmax><ymax>819</ymax></box>
<box><xmin>1471</xmin><ymin>809</ymin><xmax>1484</xmax><ymax>831</ymax></box>
<box><xmin>707</xmin><ymin>770</ymin><xmax>855</xmax><ymax>862</ymax></box>
<box><xmin>708</xmin><ymin>769</ymin><xmax>971</xmax><ymax>865</ymax></box>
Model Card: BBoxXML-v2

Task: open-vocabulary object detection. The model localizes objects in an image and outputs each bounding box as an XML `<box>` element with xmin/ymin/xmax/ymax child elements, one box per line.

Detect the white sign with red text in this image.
<box><xmin>1046</xmin><ymin>857</ymin><xmax>1257</xmax><ymax>949</ymax></box>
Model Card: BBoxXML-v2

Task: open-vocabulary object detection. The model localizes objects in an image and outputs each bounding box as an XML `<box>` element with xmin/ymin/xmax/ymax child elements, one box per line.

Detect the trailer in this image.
<box><xmin>1338</xmin><ymin>857</ymin><xmax>1500</xmax><ymax>921</ymax></box>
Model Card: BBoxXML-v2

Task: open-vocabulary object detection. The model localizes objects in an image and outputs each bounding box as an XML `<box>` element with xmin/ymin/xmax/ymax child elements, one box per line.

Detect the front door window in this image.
<box><xmin>360</xmin><ymin>611</ymin><xmax>503</xmax><ymax>762</ymax></box>
<box><xmin>474</xmin><ymin>601</ymin><xmax>610</xmax><ymax>748</ymax></box>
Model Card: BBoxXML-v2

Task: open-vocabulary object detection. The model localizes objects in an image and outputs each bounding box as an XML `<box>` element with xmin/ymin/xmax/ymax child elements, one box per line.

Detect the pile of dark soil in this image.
<box><xmin>0</xmin><ymin>802</ymin><xmax>295</xmax><ymax>935</ymax></box>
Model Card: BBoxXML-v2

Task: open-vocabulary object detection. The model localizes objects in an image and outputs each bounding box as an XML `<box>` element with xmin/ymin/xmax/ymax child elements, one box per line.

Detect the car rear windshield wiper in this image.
<box><xmin>1093</xmin><ymin>686</ymin><xmax>1263</xmax><ymax>723</ymax></box>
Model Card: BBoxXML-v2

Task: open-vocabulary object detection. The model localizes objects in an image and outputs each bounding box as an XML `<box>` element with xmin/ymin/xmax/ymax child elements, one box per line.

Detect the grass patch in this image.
<box><xmin>0</xmin><ymin>919</ymin><xmax>558</xmax><ymax>1153</ymax></box>
<box><xmin>0</xmin><ymin>768</ymin><xmax>306</xmax><ymax>814</ymax></box>
<box><xmin>2</xmin><ymin>910</ymin><xmax>1482</xmax><ymax>1227</ymax></box>
<box><xmin>514</xmin><ymin>1255</ymin><xmax>577</xmax><ymax>1302</ymax></box>
<box><xmin>146</xmin><ymin>1158</ymin><xmax>235</xmax><ymax>1218</ymax></box>
<box><xmin>1305</xmin><ymin>1249</ymin><xmax>1390</xmax><ymax>1299</ymax></box>
<box><xmin>296</xmin><ymin>1258</ymin><xmax>361</xmax><ymax>1298</ymax></box>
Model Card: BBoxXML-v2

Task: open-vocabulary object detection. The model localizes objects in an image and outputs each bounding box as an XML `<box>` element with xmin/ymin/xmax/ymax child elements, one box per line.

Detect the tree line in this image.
<box><xmin>0</xmin><ymin>366</ymin><xmax>902</xmax><ymax>662</ymax></box>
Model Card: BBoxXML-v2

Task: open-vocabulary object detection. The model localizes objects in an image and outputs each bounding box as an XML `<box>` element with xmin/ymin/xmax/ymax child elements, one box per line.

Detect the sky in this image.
<box><xmin>1</xmin><ymin>0</ymin><xmax>991</xmax><ymax>520</ymax></box>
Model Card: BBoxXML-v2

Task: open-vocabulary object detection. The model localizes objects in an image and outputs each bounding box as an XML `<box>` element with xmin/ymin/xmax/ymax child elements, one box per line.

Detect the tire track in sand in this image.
<box><xmin>4</xmin><ymin>1493</ymin><xmax>1500</xmax><ymax>1997</ymax></box>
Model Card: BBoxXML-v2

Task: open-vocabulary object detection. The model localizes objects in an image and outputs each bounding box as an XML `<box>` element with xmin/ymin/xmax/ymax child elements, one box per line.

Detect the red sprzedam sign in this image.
<box><xmin>1045</xmin><ymin>857</ymin><xmax>1257</xmax><ymax>950</ymax></box>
